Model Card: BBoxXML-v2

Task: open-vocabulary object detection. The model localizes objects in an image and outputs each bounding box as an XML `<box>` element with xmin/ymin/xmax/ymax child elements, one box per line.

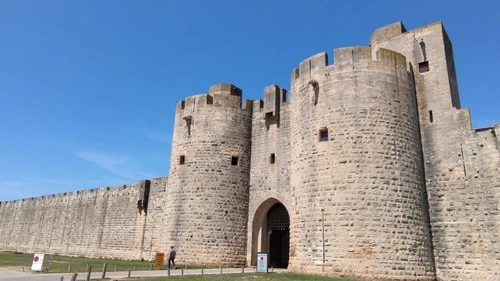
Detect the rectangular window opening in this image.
<box><xmin>270</xmin><ymin>153</ymin><xmax>275</xmax><ymax>164</ymax></box>
<box><xmin>419</xmin><ymin>61</ymin><xmax>430</xmax><ymax>73</ymax></box>
<box><xmin>207</xmin><ymin>95</ymin><xmax>213</xmax><ymax>104</ymax></box>
<box><xmin>180</xmin><ymin>100</ymin><xmax>186</xmax><ymax>110</ymax></box>
<box><xmin>319</xmin><ymin>128</ymin><xmax>329</xmax><ymax>142</ymax></box>
<box><xmin>231</xmin><ymin>156</ymin><xmax>239</xmax><ymax>166</ymax></box>
<box><xmin>429</xmin><ymin>110</ymin><xmax>434</xmax><ymax>123</ymax></box>
<box><xmin>282</xmin><ymin>92</ymin><xmax>287</xmax><ymax>103</ymax></box>
<box><xmin>179</xmin><ymin>155</ymin><xmax>185</xmax><ymax>165</ymax></box>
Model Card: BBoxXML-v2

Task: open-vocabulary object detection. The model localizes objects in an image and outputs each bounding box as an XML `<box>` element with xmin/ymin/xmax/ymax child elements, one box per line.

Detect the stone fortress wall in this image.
<box><xmin>0</xmin><ymin>21</ymin><xmax>498</xmax><ymax>281</ymax></box>
<box><xmin>0</xmin><ymin>178</ymin><xmax>168</xmax><ymax>260</ymax></box>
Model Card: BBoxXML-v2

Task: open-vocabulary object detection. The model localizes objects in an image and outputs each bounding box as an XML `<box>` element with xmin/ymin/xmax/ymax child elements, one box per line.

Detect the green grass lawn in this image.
<box><xmin>0</xmin><ymin>251</ymin><xmax>359</xmax><ymax>281</ymax></box>
<box><xmin>0</xmin><ymin>251</ymin><xmax>198</xmax><ymax>273</ymax></box>
<box><xmin>116</xmin><ymin>273</ymin><xmax>359</xmax><ymax>281</ymax></box>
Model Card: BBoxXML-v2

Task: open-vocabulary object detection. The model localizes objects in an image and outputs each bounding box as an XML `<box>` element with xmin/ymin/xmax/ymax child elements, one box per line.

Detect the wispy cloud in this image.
<box><xmin>0</xmin><ymin>181</ymin><xmax>42</xmax><ymax>201</ymax></box>
<box><xmin>76</xmin><ymin>151</ymin><xmax>154</xmax><ymax>180</ymax></box>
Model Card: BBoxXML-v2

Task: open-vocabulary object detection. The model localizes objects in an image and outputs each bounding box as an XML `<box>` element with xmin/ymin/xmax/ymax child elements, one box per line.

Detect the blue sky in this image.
<box><xmin>1</xmin><ymin>0</ymin><xmax>499</xmax><ymax>201</ymax></box>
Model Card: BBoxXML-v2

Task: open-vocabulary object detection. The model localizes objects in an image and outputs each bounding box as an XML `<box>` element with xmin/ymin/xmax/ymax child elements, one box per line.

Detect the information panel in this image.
<box><xmin>154</xmin><ymin>252</ymin><xmax>165</xmax><ymax>268</ymax></box>
<box><xmin>257</xmin><ymin>252</ymin><xmax>268</xmax><ymax>273</ymax></box>
<box><xmin>31</xmin><ymin>254</ymin><xmax>44</xmax><ymax>271</ymax></box>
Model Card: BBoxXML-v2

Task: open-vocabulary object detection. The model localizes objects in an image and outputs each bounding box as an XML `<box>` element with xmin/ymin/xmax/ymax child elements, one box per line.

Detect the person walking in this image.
<box><xmin>168</xmin><ymin>246</ymin><xmax>176</xmax><ymax>269</ymax></box>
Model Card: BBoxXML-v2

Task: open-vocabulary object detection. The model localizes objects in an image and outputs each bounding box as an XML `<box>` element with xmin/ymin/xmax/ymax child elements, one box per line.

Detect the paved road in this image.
<box><xmin>0</xmin><ymin>267</ymin><xmax>287</xmax><ymax>280</ymax></box>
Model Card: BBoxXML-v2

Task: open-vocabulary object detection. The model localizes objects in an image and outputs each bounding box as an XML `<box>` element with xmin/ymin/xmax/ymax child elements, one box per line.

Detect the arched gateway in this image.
<box><xmin>250</xmin><ymin>198</ymin><xmax>290</xmax><ymax>268</ymax></box>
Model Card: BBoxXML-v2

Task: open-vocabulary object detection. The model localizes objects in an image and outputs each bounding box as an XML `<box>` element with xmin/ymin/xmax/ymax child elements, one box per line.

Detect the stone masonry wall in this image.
<box><xmin>372</xmin><ymin>22</ymin><xmax>500</xmax><ymax>281</ymax></box>
<box><xmin>286</xmin><ymin>47</ymin><xmax>435</xmax><ymax>280</ymax></box>
<box><xmin>140</xmin><ymin>176</ymin><xmax>169</xmax><ymax>260</ymax></box>
<box><xmin>247</xmin><ymin>85</ymin><xmax>292</xmax><ymax>265</ymax></box>
<box><xmin>0</xmin><ymin>178</ymin><xmax>168</xmax><ymax>260</ymax></box>
<box><xmin>164</xmin><ymin>84</ymin><xmax>253</xmax><ymax>266</ymax></box>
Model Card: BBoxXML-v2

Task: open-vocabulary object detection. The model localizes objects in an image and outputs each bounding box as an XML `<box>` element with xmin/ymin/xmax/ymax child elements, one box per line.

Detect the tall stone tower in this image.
<box><xmin>286</xmin><ymin>47</ymin><xmax>435</xmax><ymax>278</ymax></box>
<box><xmin>164</xmin><ymin>84</ymin><xmax>253</xmax><ymax>266</ymax></box>
<box><xmin>372</xmin><ymin>22</ymin><xmax>500</xmax><ymax>281</ymax></box>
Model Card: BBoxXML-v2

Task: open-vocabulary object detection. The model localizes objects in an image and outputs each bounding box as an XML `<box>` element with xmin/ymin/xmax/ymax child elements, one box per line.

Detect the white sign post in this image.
<box><xmin>31</xmin><ymin>254</ymin><xmax>44</xmax><ymax>271</ymax></box>
<box><xmin>257</xmin><ymin>252</ymin><xmax>268</xmax><ymax>273</ymax></box>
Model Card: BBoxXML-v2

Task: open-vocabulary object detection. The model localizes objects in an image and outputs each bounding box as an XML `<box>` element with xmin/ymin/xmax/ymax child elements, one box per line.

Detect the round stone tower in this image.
<box><xmin>165</xmin><ymin>84</ymin><xmax>253</xmax><ymax>266</ymax></box>
<box><xmin>287</xmin><ymin>47</ymin><xmax>435</xmax><ymax>279</ymax></box>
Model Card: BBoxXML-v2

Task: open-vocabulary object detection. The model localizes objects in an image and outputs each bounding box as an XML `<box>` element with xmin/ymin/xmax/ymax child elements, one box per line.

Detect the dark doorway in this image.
<box><xmin>267</xmin><ymin>203</ymin><xmax>289</xmax><ymax>268</ymax></box>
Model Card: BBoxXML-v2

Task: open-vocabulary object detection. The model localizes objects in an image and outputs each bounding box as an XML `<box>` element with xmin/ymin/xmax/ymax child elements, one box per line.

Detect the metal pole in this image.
<box><xmin>86</xmin><ymin>265</ymin><xmax>91</xmax><ymax>281</ymax></box>
<box><xmin>322</xmin><ymin>208</ymin><xmax>325</xmax><ymax>264</ymax></box>
<box><xmin>101</xmin><ymin>263</ymin><xmax>107</xmax><ymax>279</ymax></box>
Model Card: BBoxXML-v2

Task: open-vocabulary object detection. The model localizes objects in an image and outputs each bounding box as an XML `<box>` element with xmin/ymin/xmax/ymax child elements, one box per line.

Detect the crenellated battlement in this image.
<box><xmin>209</xmin><ymin>83</ymin><xmax>242</xmax><ymax>97</ymax></box>
<box><xmin>292</xmin><ymin>46</ymin><xmax>408</xmax><ymax>83</ymax></box>
<box><xmin>291</xmin><ymin>52</ymin><xmax>328</xmax><ymax>81</ymax></box>
<box><xmin>0</xmin><ymin>180</ymin><xmax>155</xmax><ymax>205</ymax></box>
<box><xmin>371</xmin><ymin>21</ymin><xmax>444</xmax><ymax>48</ymax></box>
<box><xmin>253</xmin><ymin>85</ymin><xmax>288</xmax><ymax>113</ymax></box>
<box><xmin>473</xmin><ymin>124</ymin><xmax>500</xmax><ymax>150</ymax></box>
<box><xmin>176</xmin><ymin>83</ymin><xmax>253</xmax><ymax>115</ymax></box>
<box><xmin>371</xmin><ymin>21</ymin><xmax>407</xmax><ymax>46</ymax></box>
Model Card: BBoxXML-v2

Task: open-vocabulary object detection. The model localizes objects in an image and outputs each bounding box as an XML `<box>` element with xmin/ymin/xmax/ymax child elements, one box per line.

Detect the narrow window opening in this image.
<box><xmin>270</xmin><ymin>153</ymin><xmax>275</xmax><ymax>164</ymax></box>
<box><xmin>319</xmin><ymin>128</ymin><xmax>329</xmax><ymax>142</ymax></box>
<box><xmin>206</xmin><ymin>95</ymin><xmax>213</xmax><ymax>104</ymax></box>
<box><xmin>419</xmin><ymin>61</ymin><xmax>430</xmax><ymax>73</ymax></box>
<box><xmin>180</xmin><ymin>100</ymin><xmax>186</xmax><ymax>110</ymax></box>
<box><xmin>231</xmin><ymin>156</ymin><xmax>239</xmax><ymax>166</ymax></box>
<box><xmin>429</xmin><ymin>110</ymin><xmax>434</xmax><ymax>123</ymax></box>
<box><xmin>179</xmin><ymin>155</ymin><xmax>185</xmax><ymax>165</ymax></box>
<box><xmin>282</xmin><ymin>92</ymin><xmax>287</xmax><ymax>103</ymax></box>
